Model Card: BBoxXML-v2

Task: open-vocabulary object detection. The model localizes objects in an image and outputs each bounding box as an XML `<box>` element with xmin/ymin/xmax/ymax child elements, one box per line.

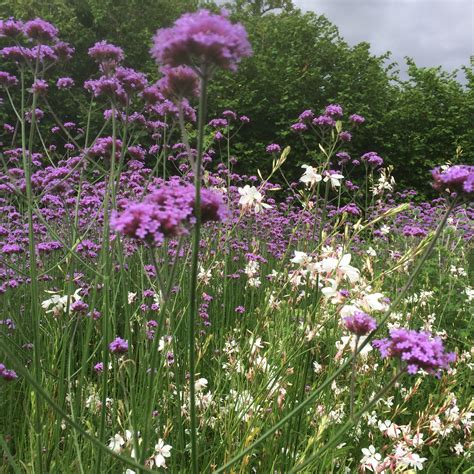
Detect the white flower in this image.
<box><xmin>152</xmin><ymin>439</ymin><xmax>172</xmax><ymax>469</ymax></box>
<box><xmin>195</xmin><ymin>378</ymin><xmax>208</xmax><ymax>392</ymax></box>
<box><xmin>362</xmin><ymin>292</ymin><xmax>387</xmax><ymax>312</ymax></box>
<box><xmin>238</xmin><ymin>185</ymin><xmax>272</xmax><ymax>213</ymax></box>
<box><xmin>453</xmin><ymin>442</ymin><xmax>464</xmax><ymax>455</ymax></box>
<box><xmin>323</xmin><ymin>172</ymin><xmax>344</xmax><ymax>188</ymax></box>
<box><xmin>399</xmin><ymin>452</ymin><xmax>427</xmax><ymax>470</ymax></box>
<box><xmin>290</xmin><ymin>250</ymin><xmax>311</xmax><ymax>266</ymax></box>
<box><xmin>128</xmin><ymin>292</ymin><xmax>137</xmax><ymax>304</ymax></box>
<box><xmin>313</xmin><ymin>361</ymin><xmax>322</xmax><ymax>373</ymax></box>
<box><xmin>42</xmin><ymin>288</ymin><xmax>82</xmax><ymax>315</ymax></box>
<box><xmin>378</xmin><ymin>419</ymin><xmax>401</xmax><ymax>438</ymax></box>
<box><xmin>366</xmin><ymin>247</ymin><xmax>377</xmax><ymax>257</ymax></box>
<box><xmin>337</xmin><ymin>335</ymin><xmax>372</xmax><ymax>357</ymax></box>
<box><xmin>299</xmin><ymin>165</ymin><xmax>322</xmax><ymax>187</ymax></box>
<box><xmin>361</xmin><ymin>445</ymin><xmax>382</xmax><ymax>472</ymax></box>
<box><xmin>108</xmin><ymin>433</ymin><xmax>125</xmax><ymax>453</ymax></box>
<box><xmin>317</xmin><ymin>253</ymin><xmax>360</xmax><ymax>283</ymax></box>
<box><xmin>380</xmin><ymin>224</ymin><xmax>390</xmax><ymax>235</ymax></box>
<box><xmin>321</xmin><ymin>279</ymin><xmax>339</xmax><ymax>302</ymax></box>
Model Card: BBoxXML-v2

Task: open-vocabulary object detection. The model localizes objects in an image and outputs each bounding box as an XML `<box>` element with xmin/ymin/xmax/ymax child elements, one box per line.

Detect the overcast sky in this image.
<box><xmin>292</xmin><ymin>0</ymin><xmax>473</xmax><ymax>81</ymax></box>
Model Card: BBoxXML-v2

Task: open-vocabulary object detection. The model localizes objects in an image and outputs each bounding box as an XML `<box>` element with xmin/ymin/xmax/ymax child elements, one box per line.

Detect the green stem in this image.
<box><xmin>188</xmin><ymin>73</ymin><xmax>209</xmax><ymax>474</ymax></box>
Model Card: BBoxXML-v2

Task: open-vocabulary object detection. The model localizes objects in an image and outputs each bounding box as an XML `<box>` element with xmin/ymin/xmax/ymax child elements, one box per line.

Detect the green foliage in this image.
<box><xmin>1</xmin><ymin>0</ymin><xmax>472</xmax><ymax>195</ymax></box>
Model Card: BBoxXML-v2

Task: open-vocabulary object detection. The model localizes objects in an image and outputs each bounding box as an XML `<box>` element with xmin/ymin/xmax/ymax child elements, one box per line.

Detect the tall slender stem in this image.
<box><xmin>188</xmin><ymin>73</ymin><xmax>208</xmax><ymax>474</ymax></box>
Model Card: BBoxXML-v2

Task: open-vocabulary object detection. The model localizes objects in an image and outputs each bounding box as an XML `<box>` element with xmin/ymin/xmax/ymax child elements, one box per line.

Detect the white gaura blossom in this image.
<box><xmin>299</xmin><ymin>165</ymin><xmax>322</xmax><ymax>187</ymax></box>
<box><xmin>41</xmin><ymin>288</ymin><xmax>82</xmax><ymax>315</ymax></box>
<box><xmin>194</xmin><ymin>378</ymin><xmax>208</xmax><ymax>391</ymax></box>
<box><xmin>238</xmin><ymin>185</ymin><xmax>272</xmax><ymax>213</ymax></box>
<box><xmin>360</xmin><ymin>445</ymin><xmax>382</xmax><ymax>472</ymax></box>
<box><xmin>152</xmin><ymin>439</ymin><xmax>172</xmax><ymax>469</ymax></box>
<box><xmin>323</xmin><ymin>172</ymin><xmax>344</xmax><ymax>188</ymax></box>
<box><xmin>317</xmin><ymin>253</ymin><xmax>360</xmax><ymax>283</ymax></box>
<box><xmin>290</xmin><ymin>250</ymin><xmax>312</xmax><ymax>266</ymax></box>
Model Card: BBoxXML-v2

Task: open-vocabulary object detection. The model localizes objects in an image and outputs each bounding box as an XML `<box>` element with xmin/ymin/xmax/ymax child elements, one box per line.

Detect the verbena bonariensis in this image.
<box><xmin>0</xmin><ymin>12</ymin><xmax>471</xmax><ymax>474</ymax></box>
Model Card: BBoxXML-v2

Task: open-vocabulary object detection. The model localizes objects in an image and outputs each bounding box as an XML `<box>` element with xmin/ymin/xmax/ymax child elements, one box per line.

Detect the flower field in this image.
<box><xmin>0</xmin><ymin>11</ymin><xmax>473</xmax><ymax>473</ymax></box>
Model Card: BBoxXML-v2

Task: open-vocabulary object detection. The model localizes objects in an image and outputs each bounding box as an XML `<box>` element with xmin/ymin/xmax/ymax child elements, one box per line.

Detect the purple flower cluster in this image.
<box><xmin>373</xmin><ymin>329</ymin><xmax>456</xmax><ymax>376</ymax></box>
<box><xmin>109</xmin><ymin>337</ymin><xmax>129</xmax><ymax>354</ymax></box>
<box><xmin>431</xmin><ymin>165</ymin><xmax>474</xmax><ymax>200</ymax></box>
<box><xmin>111</xmin><ymin>180</ymin><xmax>226</xmax><ymax>245</ymax></box>
<box><xmin>157</xmin><ymin>66</ymin><xmax>200</xmax><ymax>100</ymax></box>
<box><xmin>88</xmin><ymin>40</ymin><xmax>124</xmax><ymax>71</ymax></box>
<box><xmin>0</xmin><ymin>71</ymin><xmax>18</xmax><ymax>88</ymax></box>
<box><xmin>151</xmin><ymin>9</ymin><xmax>252</xmax><ymax>73</ymax></box>
<box><xmin>24</xmin><ymin>18</ymin><xmax>58</xmax><ymax>43</ymax></box>
<box><xmin>0</xmin><ymin>363</ymin><xmax>18</xmax><ymax>381</ymax></box>
<box><xmin>266</xmin><ymin>144</ymin><xmax>281</xmax><ymax>154</ymax></box>
<box><xmin>361</xmin><ymin>152</ymin><xmax>384</xmax><ymax>167</ymax></box>
<box><xmin>56</xmin><ymin>77</ymin><xmax>74</xmax><ymax>89</ymax></box>
<box><xmin>343</xmin><ymin>311</ymin><xmax>377</xmax><ymax>336</ymax></box>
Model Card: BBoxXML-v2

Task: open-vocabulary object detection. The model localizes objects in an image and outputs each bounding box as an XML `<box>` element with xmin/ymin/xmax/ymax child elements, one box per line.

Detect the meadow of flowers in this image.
<box><xmin>0</xmin><ymin>10</ymin><xmax>473</xmax><ymax>474</ymax></box>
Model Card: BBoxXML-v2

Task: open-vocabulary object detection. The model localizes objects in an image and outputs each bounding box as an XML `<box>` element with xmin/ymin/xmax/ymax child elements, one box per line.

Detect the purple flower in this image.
<box><xmin>94</xmin><ymin>362</ymin><xmax>104</xmax><ymax>373</ymax></box>
<box><xmin>24</xmin><ymin>18</ymin><xmax>58</xmax><ymax>43</ymax></box>
<box><xmin>239</xmin><ymin>115</ymin><xmax>250</xmax><ymax>123</ymax></box>
<box><xmin>361</xmin><ymin>152</ymin><xmax>383</xmax><ymax>167</ymax></box>
<box><xmin>25</xmin><ymin>108</ymin><xmax>44</xmax><ymax>123</ymax></box>
<box><xmin>343</xmin><ymin>311</ymin><xmax>377</xmax><ymax>336</ymax></box>
<box><xmin>111</xmin><ymin>181</ymin><xmax>226</xmax><ymax>245</ymax></box>
<box><xmin>0</xmin><ymin>72</ymin><xmax>18</xmax><ymax>88</ymax></box>
<box><xmin>266</xmin><ymin>144</ymin><xmax>281</xmax><ymax>154</ymax></box>
<box><xmin>234</xmin><ymin>306</ymin><xmax>245</xmax><ymax>314</ymax></box>
<box><xmin>291</xmin><ymin>122</ymin><xmax>307</xmax><ymax>132</ymax></box>
<box><xmin>109</xmin><ymin>337</ymin><xmax>129</xmax><ymax>354</ymax></box>
<box><xmin>1</xmin><ymin>369</ymin><xmax>18</xmax><ymax>381</ymax></box>
<box><xmin>339</xmin><ymin>131</ymin><xmax>352</xmax><ymax>142</ymax></box>
<box><xmin>324</xmin><ymin>104</ymin><xmax>343</xmax><ymax>117</ymax></box>
<box><xmin>312</xmin><ymin>115</ymin><xmax>335</xmax><ymax>127</ymax></box>
<box><xmin>349</xmin><ymin>114</ymin><xmax>365</xmax><ymax>124</ymax></box>
<box><xmin>31</xmin><ymin>79</ymin><xmax>48</xmax><ymax>95</ymax></box>
<box><xmin>431</xmin><ymin>165</ymin><xmax>474</xmax><ymax>200</ymax></box>
<box><xmin>53</xmin><ymin>41</ymin><xmax>74</xmax><ymax>61</ymax></box>
<box><xmin>151</xmin><ymin>9</ymin><xmax>252</xmax><ymax>74</ymax></box>
<box><xmin>373</xmin><ymin>328</ymin><xmax>456</xmax><ymax>376</ymax></box>
<box><xmin>336</xmin><ymin>151</ymin><xmax>351</xmax><ymax>166</ymax></box>
<box><xmin>0</xmin><ymin>19</ymin><xmax>24</xmax><ymax>38</ymax></box>
<box><xmin>298</xmin><ymin>109</ymin><xmax>314</xmax><ymax>122</ymax></box>
<box><xmin>71</xmin><ymin>300</ymin><xmax>89</xmax><ymax>313</ymax></box>
<box><xmin>158</xmin><ymin>65</ymin><xmax>199</xmax><ymax>99</ymax></box>
<box><xmin>88</xmin><ymin>41</ymin><xmax>124</xmax><ymax>73</ymax></box>
<box><xmin>56</xmin><ymin>77</ymin><xmax>74</xmax><ymax>89</ymax></box>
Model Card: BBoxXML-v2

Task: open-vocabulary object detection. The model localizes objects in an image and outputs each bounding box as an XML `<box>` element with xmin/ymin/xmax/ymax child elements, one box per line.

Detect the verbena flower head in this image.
<box><xmin>56</xmin><ymin>77</ymin><xmax>74</xmax><ymax>89</ymax></box>
<box><xmin>266</xmin><ymin>144</ymin><xmax>281</xmax><ymax>154</ymax></box>
<box><xmin>361</xmin><ymin>151</ymin><xmax>384</xmax><ymax>167</ymax></box>
<box><xmin>324</xmin><ymin>104</ymin><xmax>343</xmax><ymax>117</ymax></box>
<box><xmin>88</xmin><ymin>41</ymin><xmax>124</xmax><ymax>72</ymax></box>
<box><xmin>431</xmin><ymin>165</ymin><xmax>474</xmax><ymax>200</ymax></box>
<box><xmin>112</xmin><ymin>181</ymin><xmax>226</xmax><ymax>245</ymax></box>
<box><xmin>151</xmin><ymin>9</ymin><xmax>252</xmax><ymax>74</ymax></box>
<box><xmin>157</xmin><ymin>66</ymin><xmax>200</xmax><ymax>99</ymax></box>
<box><xmin>373</xmin><ymin>328</ymin><xmax>456</xmax><ymax>376</ymax></box>
<box><xmin>0</xmin><ymin>71</ymin><xmax>18</xmax><ymax>88</ymax></box>
<box><xmin>23</xmin><ymin>18</ymin><xmax>58</xmax><ymax>43</ymax></box>
<box><xmin>0</xmin><ymin>19</ymin><xmax>24</xmax><ymax>39</ymax></box>
<box><xmin>0</xmin><ymin>363</ymin><xmax>18</xmax><ymax>381</ymax></box>
<box><xmin>31</xmin><ymin>79</ymin><xmax>48</xmax><ymax>95</ymax></box>
<box><xmin>343</xmin><ymin>311</ymin><xmax>377</xmax><ymax>336</ymax></box>
<box><xmin>349</xmin><ymin>113</ymin><xmax>365</xmax><ymax>124</ymax></box>
<box><xmin>109</xmin><ymin>337</ymin><xmax>129</xmax><ymax>354</ymax></box>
